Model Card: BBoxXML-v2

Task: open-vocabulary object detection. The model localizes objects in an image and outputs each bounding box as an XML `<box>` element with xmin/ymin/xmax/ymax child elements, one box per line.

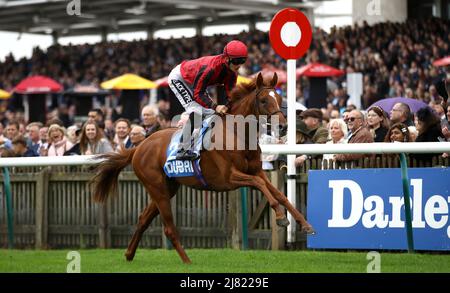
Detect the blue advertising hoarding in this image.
<box><xmin>307</xmin><ymin>168</ymin><xmax>450</xmax><ymax>250</ymax></box>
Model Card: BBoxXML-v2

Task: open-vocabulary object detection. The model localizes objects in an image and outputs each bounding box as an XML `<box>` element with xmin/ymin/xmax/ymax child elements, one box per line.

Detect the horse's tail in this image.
<box><xmin>91</xmin><ymin>147</ymin><xmax>137</xmax><ymax>203</ymax></box>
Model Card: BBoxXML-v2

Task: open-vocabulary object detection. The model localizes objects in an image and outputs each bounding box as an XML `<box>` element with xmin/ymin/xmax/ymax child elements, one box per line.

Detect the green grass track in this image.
<box><xmin>1</xmin><ymin>249</ymin><xmax>449</xmax><ymax>273</ymax></box>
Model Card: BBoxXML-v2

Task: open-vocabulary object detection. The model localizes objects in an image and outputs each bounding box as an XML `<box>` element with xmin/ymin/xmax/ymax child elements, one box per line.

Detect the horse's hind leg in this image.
<box><xmin>125</xmin><ymin>200</ymin><xmax>159</xmax><ymax>261</ymax></box>
<box><xmin>151</xmin><ymin>188</ymin><xmax>191</xmax><ymax>264</ymax></box>
<box><xmin>125</xmin><ymin>180</ymin><xmax>179</xmax><ymax>261</ymax></box>
<box><xmin>258</xmin><ymin>171</ymin><xmax>315</xmax><ymax>234</ymax></box>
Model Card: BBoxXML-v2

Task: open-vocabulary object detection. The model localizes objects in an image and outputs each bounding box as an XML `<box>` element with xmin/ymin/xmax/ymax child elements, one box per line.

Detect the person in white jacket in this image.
<box><xmin>323</xmin><ymin>118</ymin><xmax>348</xmax><ymax>168</ymax></box>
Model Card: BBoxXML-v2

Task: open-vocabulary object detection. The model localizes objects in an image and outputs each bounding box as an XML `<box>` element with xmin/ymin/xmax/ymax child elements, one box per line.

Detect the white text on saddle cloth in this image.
<box><xmin>165</xmin><ymin>160</ymin><xmax>194</xmax><ymax>175</ymax></box>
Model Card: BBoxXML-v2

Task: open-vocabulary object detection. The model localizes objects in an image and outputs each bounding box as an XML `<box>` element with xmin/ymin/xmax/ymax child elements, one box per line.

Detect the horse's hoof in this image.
<box><xmin>276</xmin><ymin>217</ymin><xmax>290</xmax><ymax>227</ymax></box>
<box><xmin>125</xmin><ymin>252</ymin><xmax>134</xmax><ymax>261</ymax></box>
<box><xmin>182</xmin><ymin>258</ymin><xmax>192</xmax><ymax>264</ymax></box>
<box><xmin>301</xmin><ymin>226</ymin><xmax>316</xmax><ymax>235</ymax></box>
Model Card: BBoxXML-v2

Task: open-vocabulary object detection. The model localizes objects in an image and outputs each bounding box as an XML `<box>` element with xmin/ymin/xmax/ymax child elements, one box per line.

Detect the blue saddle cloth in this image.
<box><xmin>163</xmin><ymin>117</ymin><xmax>213</xmax><ymax>186</ymax></box>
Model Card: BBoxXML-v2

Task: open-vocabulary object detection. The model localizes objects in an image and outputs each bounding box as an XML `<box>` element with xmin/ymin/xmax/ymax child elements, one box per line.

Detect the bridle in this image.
<box><xmin>224</xmin><ymin>85</ymin><xmax>285</xmax><ymax>136</ymax></box>
<box><xmin>254</xmin><ymin>86</ymin><xmax>284</xmax><ymax>124</ymax></box>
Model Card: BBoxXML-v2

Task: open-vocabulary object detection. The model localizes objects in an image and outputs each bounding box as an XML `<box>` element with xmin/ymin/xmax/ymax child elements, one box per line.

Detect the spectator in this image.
<box><xmin>113</xmin><ymin>118</ymin><xmax>132</xmax><ymax>151</ymax></box>
<box><xmin>384</xmin><ymin>123</ymin><xmax>412</xmax><ymax>143</ymax></box>
<box><xmin>383</xmin><ymin>123</ymin><xmax>412</xmax><ymax>161</ymax></box>
<box><xmin>26</xmin><ymin>122</ymin><xmax>44</xmax><ymax>155</ymax></box>
<box><xmin>79</xmin><ymin>120</ymin><xmax>113</xmax><ymax>155</ymax></box>
<box><xmin>411</xmin><ymin>107</ymin><xmax>445</xmax><ymax>164</ymax></box>
<box><xmin>88</xmin><ymin>108</ymin><xmax>105</xmax><ymax>129</ymax></box>
<box><xmin>297</xmin><ymin>108</ymin><xmax>329</xmax><ymax>144</ymax></box>
<box><xmin>66</xmin><ymin>125</ymin><xmax>80</xmax><ymax>144</ymax></box>
<box><xmin>129</xmin><ymin>125</ymin><xmax>146</xmax><ymax>147</ymax></box>
<box><xmin>5</xmin><ymin>121</ymin><xmax>19</xmax><ymax>140</ymax></box>
<box><xmin>141</xmin><ymin>105</ymin><xmax>160</xmax><ymax>137</ymax></box>
<box><xmin>366</xmin><ymin>106</ymin><xmax>389</xmax><ymax>142</ymax></box>
<box><xmin>294</xmin><ymin>108</ymin><xmax>329</xmax><ymax>167</ymax></box>
<box><xmin>323</xmin><ymin>118</ymin><xmax>348</xmax><ymax>166</ymax></box>
<box><xmin>103</xmin><ymin>118</ymin><xmax>115</xmax><ymax>141</ymax></box>
<box><xmin>429</xmin><ymin>101</ymin><xmax>447</xmax><ymax>127</ymax></box>
<box><xmin>47</xmin><ymin>124</ymin><xmax>73</xmax><ymax>156</ymax></box>
<box><xmin>64</xmin><ymin>125</ymin><xmax>82</xmax><ymax>155</ymax></box>
<box><xmin>442</xmin><ymin>102</ymin><xmax>450</xmax><ymax>141</ymax></box>
<box><xmin>334</xmin><ymin>110</ymin><xmax>374</xmax><ymax>162</ymax></box>
<box><xmin>12</xmin><ymin>135</ymin><xmax>39</xmax><ymax>157</ymax></box>
<box><xmin>38</xmin><ymin>126</ymin><xmax>49</xmax><ymax>156</ymax></box>
<box><xmin>390</xmin><ymin>102</ymin><xmax>415</xmax><ymax>127</ymax></box>
<box><xmin>341</xmin><ymin>107</ymin><xmax>352</xmax><ymax>127</ymax></box>
<box><xmin>414</xmin><ymin>107</ymin><xmax>444</xmax><ymax>142</ymax></box>
<box><xmin>0</xmin><ymin>145</ymin><xmax>15</xmax><ymax>157</ymax></box>
<box><xmin>0</xmin><ymin>122</ymin><xmax>12</xmax><ymax>149</ymax></box>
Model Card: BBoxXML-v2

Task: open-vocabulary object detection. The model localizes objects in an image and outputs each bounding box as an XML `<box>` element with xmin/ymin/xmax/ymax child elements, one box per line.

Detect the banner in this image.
<box><xmin>307</xmin><ymin>168</ymin><xmax>450</xmax><ymax>250</ymax></box>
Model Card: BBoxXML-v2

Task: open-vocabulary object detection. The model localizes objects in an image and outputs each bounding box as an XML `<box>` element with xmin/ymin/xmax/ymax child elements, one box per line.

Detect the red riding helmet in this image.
<box><xmin>223</xmin><ymin>40</ymin><xmax>248</xmax><ymax>58</ymax></box>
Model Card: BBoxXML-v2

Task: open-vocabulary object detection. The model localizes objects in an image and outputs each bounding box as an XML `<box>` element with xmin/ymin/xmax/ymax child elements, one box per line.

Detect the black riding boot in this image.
<box><xmin>176</xmin><ymin>112</ymin><xmax>201</xmax><ymax>160</ymax></box>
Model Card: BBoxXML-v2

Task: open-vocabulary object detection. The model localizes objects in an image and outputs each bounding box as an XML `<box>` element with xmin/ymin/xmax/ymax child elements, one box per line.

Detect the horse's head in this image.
<box><xmin>254</xmin><ymin>72</ymin><xmax>287</xmax><ymax>137</ymax></box>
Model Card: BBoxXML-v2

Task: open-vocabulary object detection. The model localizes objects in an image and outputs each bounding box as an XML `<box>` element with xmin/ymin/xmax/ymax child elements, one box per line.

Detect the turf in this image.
<box><xmin>1</xmin><ymin>249</ymin><xmax>449</xmax><ymax>273</ymax></box>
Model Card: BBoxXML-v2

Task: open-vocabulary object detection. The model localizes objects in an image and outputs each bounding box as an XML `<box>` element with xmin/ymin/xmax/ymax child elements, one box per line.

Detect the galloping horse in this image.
<box><xmin>91</xmin><ymin>72</ymin><xmax>314</xmax><ymax>264</ymax></box>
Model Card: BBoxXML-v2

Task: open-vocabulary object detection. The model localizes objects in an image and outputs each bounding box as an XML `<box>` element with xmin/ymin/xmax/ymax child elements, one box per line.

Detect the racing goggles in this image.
<box><xmin>230</xmin><ymin>57</ymin><xmax>247</xmax><ymax>65</ymax></box>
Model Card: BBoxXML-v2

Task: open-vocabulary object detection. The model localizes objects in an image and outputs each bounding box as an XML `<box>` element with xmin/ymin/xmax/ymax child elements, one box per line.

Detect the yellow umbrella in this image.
<box><xmin>100</xmin><ymin>73</ymin><xmax>157</xmax><ymax>90</ymax></box>
<box><xmin>0</xmin><ymin>89</ymin><xmax>11</xmax><ymax>99</ymax></box>
<box><xmin>237</xmin><ymin>75</ymin><xmax>252</xmax><ymax>85</ymax></box>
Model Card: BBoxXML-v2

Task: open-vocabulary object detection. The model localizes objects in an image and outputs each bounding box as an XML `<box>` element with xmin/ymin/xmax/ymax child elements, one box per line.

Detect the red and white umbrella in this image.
<box><xmin>296</xmin><ymin>63</ymin><xmax>345</xmax><ymax>78</ymax></box>
<box><xmin>252</xmin><ymin>64</ymin><xmax>287</xmax><ymax>85</ymax></box>
<box><xmin>432</xmin><ymin>56</ymin><xmax>450</xmax><ymax>67</ymax></box>
<box><xmin>14</xmin><ymin>75</ymin><xmax>63</xmax><ymax>94</ymax></box>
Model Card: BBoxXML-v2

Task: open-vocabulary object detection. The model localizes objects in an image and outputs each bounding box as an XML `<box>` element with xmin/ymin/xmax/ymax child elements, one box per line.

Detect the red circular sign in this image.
<box><xmin>269</xmin><ymin>8</ymin><xmax>312</xmax><ymax>60</ymax></box>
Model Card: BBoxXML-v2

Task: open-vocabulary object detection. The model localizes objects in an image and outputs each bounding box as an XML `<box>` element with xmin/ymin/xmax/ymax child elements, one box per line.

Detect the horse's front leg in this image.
<box><xmin>229</xmin><ymin>168</ymin><xmax>289</xmax><ymax>227</ymax></box>
<box><xmin>257</xmin><ymin>171</ymin><xmax>315</xmax><ymax>234</ymax></box>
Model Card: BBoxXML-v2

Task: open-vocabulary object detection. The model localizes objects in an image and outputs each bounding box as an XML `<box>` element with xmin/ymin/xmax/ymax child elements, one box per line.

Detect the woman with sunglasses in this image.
<box><xmin>167</xmin><ymin>40</ymin><xmax>248</xmax><ymax>160</ymax></box>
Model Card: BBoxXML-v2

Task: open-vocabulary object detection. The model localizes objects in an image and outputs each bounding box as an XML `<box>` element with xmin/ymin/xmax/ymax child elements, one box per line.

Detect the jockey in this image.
<box><xmin>168</xmin><ymin>39</ymin><xmax>248</xmax><ymax>160</ymax></box>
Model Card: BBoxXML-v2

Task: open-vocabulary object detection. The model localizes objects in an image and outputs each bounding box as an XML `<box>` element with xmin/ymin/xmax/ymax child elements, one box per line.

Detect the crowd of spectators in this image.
<box><xmin>0</xmin><ymin>106</ymin><xmax>155</xmax><ymax>158</ymax></box>
<box><xmin>1</xmin><ymin>18</ymin><xmax>449</xmax><ymax>111</ymax></box>
<box><xmin>0</xmin><ymin>18</ymin><xmax>449</xmax><ymax>161</ymax></box>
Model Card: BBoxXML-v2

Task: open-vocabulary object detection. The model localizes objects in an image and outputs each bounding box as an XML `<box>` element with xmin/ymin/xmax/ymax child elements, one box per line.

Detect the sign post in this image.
<box><xmin>270</xmin><ymin>8</ymin><xmax>312</xmax><ymax>244</ymax></box>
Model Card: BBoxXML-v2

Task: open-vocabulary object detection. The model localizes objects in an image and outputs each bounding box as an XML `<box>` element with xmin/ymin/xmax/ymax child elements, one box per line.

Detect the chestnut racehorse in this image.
<box><xmin>91</xmin><ymin>72</ymin><xmax>314</xmax><ymax>264</ymax></box>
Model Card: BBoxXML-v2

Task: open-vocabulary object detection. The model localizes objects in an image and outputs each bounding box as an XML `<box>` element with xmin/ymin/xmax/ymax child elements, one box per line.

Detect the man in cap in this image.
<box><xmin>295</xmin><ymin>108</ymin><xmax>329</xmax><ymax>166</ymax></box>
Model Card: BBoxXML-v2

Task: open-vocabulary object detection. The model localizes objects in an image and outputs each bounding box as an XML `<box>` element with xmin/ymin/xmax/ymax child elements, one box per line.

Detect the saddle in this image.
<box><xmin>163</xmin><ymin>115</ymin><xmax>216</xmax><ymax>185</ymax></box>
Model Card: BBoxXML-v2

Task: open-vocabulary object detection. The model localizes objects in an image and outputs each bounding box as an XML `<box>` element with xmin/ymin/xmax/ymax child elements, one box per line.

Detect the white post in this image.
<box><xmin>24</xmin><ymin>95</ymin><xmax>29</xmax><ymax>123</ymax></box>
<box><xmin>286</xmin><ymin>59</ymin><xmax>297</xmax><ymax>244</ymax></box>
<box><xmin>149</xmin><ymin>89</ymin><xmax>157</xmax><ymax>105</ymax></box>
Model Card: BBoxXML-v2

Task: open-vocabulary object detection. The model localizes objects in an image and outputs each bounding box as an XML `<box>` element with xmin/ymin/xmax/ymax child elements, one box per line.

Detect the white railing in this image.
<box><xmin>260</xmin><ymin>142</ymin><xmax>450</xmax><ymax>155</ymax></box>
<box><xmin>0</xmin><ymin>142</ymin><xmax>449</xmax><ymax>167</ymax></box>
<box><xmin>0</xmin><ymin>155</ymin><xmax>101</xmax><ymax>167</ymax></box>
